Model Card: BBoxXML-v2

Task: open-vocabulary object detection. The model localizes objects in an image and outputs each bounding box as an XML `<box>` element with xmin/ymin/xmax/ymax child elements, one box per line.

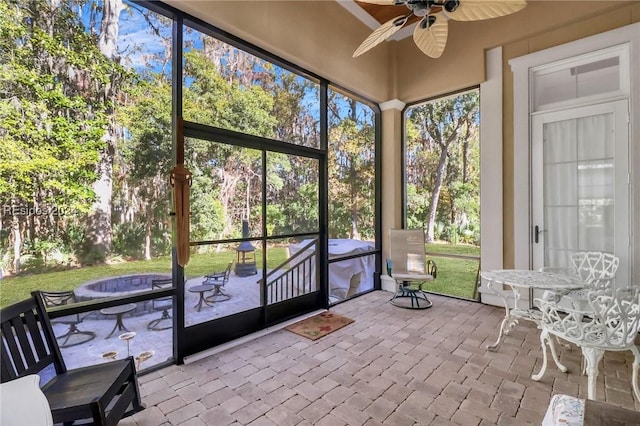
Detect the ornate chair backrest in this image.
<box><xmin>39</xmin><ymin>290</ymin><xmax>82</xmax><ymax>323</ymax></box>
<box><xmin>587</xmin><ymin>288</ymin><xmax>640</xmax><ymax>348</ymax></box>
<box><xmin>538</xmin><ymin>288</ymin><xmax>640</xmax><ymax>349</ymax></box>
<box><xmin>40</xmin><ymin>290</ymin><xmax>76</xmax><ymax>307</ymax></box>
<box><xmin>570</xmin><ymin>252</ymin><xmax>619</xmax><ymax>289</ymax></box>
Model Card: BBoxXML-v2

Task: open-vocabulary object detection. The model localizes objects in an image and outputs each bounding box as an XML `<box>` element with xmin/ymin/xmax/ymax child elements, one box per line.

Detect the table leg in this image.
<box><xmin>486</xmin><ymin>281</ymin><xmax>519</xmax><ymax>351</ymax></box>
<box><xmin>487</xmin><ymin>312</ymin><xmax>518</xmax><ymax>351</ymax></box>
<box><xmin>193</xmin><ymin>292</ymin><xmax>205</xmax><ymax>312</ymax></box>
<box><xmin>105</xmin><ymin>314</ymin><xmax>130</xmax><ymax>339</ymax></box>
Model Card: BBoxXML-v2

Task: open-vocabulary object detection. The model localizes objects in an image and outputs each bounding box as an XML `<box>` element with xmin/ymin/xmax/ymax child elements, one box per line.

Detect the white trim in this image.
<box><xmin>510</xmin><ymin>23</ymin><xmax>640</xmax><ymax>283</ymax></box>
<box><xmin>183</xmin><ymin>309</ymin><xmax>326</xmax><ymax>364</ymax></box>
<box><xmin>380</xmin><ymin>99</ymin><xmax>406</xmax><ymax>111</ymax></box>
<box><xmin>478</xmin><ymin>47</ymin><xmax>504</xmax><ymax>305</ymax></box>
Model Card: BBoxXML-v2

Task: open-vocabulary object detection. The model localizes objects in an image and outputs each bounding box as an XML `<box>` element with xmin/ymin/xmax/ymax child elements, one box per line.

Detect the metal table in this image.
<box><xmin>100</xmin><ymin>303</ymin><xmax>137</xmax><ymax>339</ymax></box>
<box><xmin>481</xmin><ymin>269</ymin><xmax>585</xmax><ymax>364</ymax></box>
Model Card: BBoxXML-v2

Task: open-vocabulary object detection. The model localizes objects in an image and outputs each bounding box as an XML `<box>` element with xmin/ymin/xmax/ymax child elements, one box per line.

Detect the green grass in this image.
<box><xmin>424</xmin><ymin>243</ymin><xmax>480</xmax><ymax>300</ymax></box>
<box><xmin>0</xmin><ymin>248</ymin><xmax>288</xmax><ymax>308</ymax></box>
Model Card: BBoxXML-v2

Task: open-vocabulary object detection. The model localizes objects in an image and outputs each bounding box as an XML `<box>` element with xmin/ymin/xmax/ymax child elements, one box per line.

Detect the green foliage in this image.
<box><xmin>0</xmin><ymin>1</ymin><xmax>379</xmax><ymax>289</ymax></box>
<box><xmin>0</xmin><ymin>1</ymin><xmax>123</xmax><ymax>209</ymax></box>
<box><xmin>112</xmin><ymin>222</ymin><xmax>145</xmax><ymax>259</ymax></box>
<box><xmin>328</xmin><ymin>92</ymin><xmax>376</xmax><ymax>239</ymax></box>
<box><xmin>405</xmin><ymin>90</ymin><xmax>480</xmax><ymax>245</ymax></box>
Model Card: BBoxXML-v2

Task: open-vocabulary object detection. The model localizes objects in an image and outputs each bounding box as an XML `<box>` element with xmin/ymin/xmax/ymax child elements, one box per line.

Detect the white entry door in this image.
<box><xmin>531</xmin><ymin>100</ymin><xmax>630</xmax><ymax>287</ymax></box>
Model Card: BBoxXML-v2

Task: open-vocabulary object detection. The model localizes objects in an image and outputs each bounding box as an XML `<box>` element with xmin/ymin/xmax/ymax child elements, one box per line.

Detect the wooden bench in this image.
<box><xmin>1</xmin><ymin>292</ymin><xmax>145</xmax><ymax>426</ymax></box>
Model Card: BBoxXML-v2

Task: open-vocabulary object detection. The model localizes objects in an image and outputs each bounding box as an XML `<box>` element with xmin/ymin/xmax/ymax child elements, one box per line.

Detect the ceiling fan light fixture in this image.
<box><xmin>443</xmin><ymin>0</ymin><xmax>460</xmax><ymax>13</ymax></box>
<box><xmin>420</xmin><ymin>15</ymin><xmax>437</xmax><ymax>30</ymax></box>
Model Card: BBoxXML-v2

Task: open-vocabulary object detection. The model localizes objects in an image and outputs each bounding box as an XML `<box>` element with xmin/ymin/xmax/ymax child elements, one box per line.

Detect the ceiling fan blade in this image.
<box><xmin>355</xmin><ymin>0</ymin><xmax>397</xmax><ymax>4</ymax></box>
<box><xmin>413</xmin><ymin>16</ymin><xmax>449</xmax><ymax>58</ymax></box>
<box><xmin>445</xmin><ymin>0</ymin><xmax>527</xmax><ymax>21</ymax></box>
<box><xmin>353</xmin><ymin>15</ymin><xmax>409</xmax><ymax>57</ymax></box>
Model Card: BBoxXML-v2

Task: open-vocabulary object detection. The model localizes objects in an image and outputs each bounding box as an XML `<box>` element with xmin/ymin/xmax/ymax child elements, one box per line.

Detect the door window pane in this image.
<box><xmin>543</xmin><ymin>113</ymin><xmax>615</xmax><ymax>267</ymax></box>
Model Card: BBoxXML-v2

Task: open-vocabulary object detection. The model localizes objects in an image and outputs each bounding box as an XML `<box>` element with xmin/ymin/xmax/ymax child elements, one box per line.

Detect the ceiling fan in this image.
<box><xmin>353</xmin><ymin>0</ymin><xmax>527</xmax><ymax>58</ymax></box>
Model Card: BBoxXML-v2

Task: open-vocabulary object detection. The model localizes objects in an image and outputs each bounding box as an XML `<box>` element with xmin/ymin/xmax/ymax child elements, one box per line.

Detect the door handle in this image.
<box><xmin>534</xmin><ymin>225</ymin><xmax>546</xmax><ymax>243</ymax></box>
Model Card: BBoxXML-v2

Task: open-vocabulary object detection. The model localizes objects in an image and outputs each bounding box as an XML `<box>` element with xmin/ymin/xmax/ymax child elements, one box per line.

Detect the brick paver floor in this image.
<box><xmin>120</xmin><ymin>291</ymin><xmax>640</xmax><ymax>425</ymax></box>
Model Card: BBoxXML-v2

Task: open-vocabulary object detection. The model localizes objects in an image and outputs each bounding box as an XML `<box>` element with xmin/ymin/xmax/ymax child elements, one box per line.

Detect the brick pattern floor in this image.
<box><xmin>120</xmin><ymin>291</ymin><xmax>640</xmax><ymax>425</ymax></box>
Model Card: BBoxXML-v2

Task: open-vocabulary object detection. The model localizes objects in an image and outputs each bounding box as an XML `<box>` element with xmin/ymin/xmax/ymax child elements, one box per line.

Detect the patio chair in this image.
<box><xmin>1</xmin><ymin>291</ymin><xmax>145</xmax><ymax>425</ymax></box>
<box><xmin>533</xmin><ymin>287</ymin><xmax>640</xmax><ymax>401</ymax></box>
<box><xmin>557</xmin><ymin>252</ymin><xmax>619</xmax><ymax>311</ymax></box>
<box><xmin>39</xmin><ymin>290</ymin><xmax>96</xmax><ymax>348</ymax></box>
<box><xmin>147</xmin><ymin>277</ymin><xmax>173</xmax><ymax>331</ymax></box>
<box><xmin>388</xmin><ymin>229</ymin><xmax>436</xmax><ymax>309</ymax></box>
<box><xmin>203</xmin><ymin>261</ymin><xmax>233</xmax><ymax>303</ymax></box>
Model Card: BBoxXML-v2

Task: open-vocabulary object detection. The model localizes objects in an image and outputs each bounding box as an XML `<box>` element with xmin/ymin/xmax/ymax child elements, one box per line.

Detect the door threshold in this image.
<box><xmin>183</xmin><ymin>308</ymin><xmax>327</xmax><ymax>364</ymax></box>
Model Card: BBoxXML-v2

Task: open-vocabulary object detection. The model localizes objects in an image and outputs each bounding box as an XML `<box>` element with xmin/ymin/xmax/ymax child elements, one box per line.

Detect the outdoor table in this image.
<box><xmin>100</xmin><ymin>303</ymin><xmax>137</xmax><ymax>338</ymax></box>
<box><xmin>480</xmin><ymin>269</ymin><xmax>585</xmax><ymax>372</ymax></box>
<box><xmin>189</xmin><ymin>285</ymin><xmax>215</xmax><ymax>312</ymax></box>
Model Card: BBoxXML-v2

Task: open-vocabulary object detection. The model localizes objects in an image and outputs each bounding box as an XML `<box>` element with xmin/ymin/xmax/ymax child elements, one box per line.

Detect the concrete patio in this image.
<box><xmin>110</xmin><ymin>290</ymin><xmax>639</xmax><ymax>425</ymax></box>
<box><xmin>56</xmin><ymin>272</ymin><xmax>271</xmax><ymax>371</ymax></box>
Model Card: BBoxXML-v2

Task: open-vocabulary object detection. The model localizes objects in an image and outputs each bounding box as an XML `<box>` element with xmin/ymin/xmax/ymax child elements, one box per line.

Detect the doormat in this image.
<box><xmin>285</xmin><ymin>312</ymin><xmax>354</xmax><ymax>341</ymax></box>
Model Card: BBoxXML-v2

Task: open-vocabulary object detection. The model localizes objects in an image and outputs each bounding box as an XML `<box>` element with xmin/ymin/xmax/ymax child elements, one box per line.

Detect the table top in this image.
<box><xmin>100</xmin><ymin>303</ymin><xmax>137</xmax><ymax>315</ymax></box>
<box><xmin>189</xmin><ymin>285</ymin><xmax>213</xmax><ymax>293</ymax></box>
<box><xmin>480</xmin><ymin>269</ymin><xmax>585</xmax><ymax>290</ymax></box>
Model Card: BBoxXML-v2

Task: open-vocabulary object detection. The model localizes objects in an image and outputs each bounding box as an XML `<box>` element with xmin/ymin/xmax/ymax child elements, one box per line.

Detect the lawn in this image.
<box><xmin>424</xmin><ymin>243</ymin><xmax>480</xmax><ymax>300</ymax></box>
<box><xmin>0</xmin><ymin>249</ymin><xmax>288</xmax><ymax>308</ymax></box>
<box><xmin>0</xmin><ymin>242</ymin><xmax>480</xmax><ymax>307</ymax></box>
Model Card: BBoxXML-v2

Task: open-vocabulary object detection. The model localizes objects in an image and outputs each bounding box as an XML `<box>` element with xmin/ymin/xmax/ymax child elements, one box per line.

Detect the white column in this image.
<box><xmin>380</xmin><ymin>99</ymin><xmax>405</xmax><ymax>292</ymax></box>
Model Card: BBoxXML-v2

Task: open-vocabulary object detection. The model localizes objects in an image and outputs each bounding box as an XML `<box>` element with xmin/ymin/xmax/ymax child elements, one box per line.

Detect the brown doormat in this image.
<box><xmin>285</xmin><ymin>312</ymin><xmax>354</xmax><ymax>341</ymax></box>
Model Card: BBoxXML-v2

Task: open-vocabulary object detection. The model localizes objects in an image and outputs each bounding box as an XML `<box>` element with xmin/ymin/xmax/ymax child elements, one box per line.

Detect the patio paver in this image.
<box><xmin>116</xmin><ymin>291</ymin><xmax>640</xmax><ymax>425</ymax></box>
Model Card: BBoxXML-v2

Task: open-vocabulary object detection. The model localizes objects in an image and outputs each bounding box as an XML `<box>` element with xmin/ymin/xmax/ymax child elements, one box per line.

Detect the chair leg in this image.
<box><xmin>630</xmin><ymin>345</ymin><xmax>640</xmax><ymax>402</ymax></box>
<box><xmin>582</xmin><ymin>347</ymin><xmax>605</xmax><ymax>400</ymax></box>
<box><xmin>532</xmin><ymin>329</ymin><xmax>550</xmax><ymax>381</ymax></box>
<box><xmin>56</xmin><ymin>323</ymin><xmax>96</xmax><ymax>348</ymax></box>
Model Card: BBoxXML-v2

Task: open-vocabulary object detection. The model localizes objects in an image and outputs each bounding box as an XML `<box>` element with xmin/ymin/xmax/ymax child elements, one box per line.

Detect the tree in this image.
<box><xmin>82</xmin><ymin>0</ymin><xmax>126</xmax><ymax>264</ymax></box>
<box><xmin>328</xmin><ymin>92</ymin><xmax>375</xmax><ymax>240</ymax></box>
<box><xmin>0</xmin><ymin>0</ymin><xmax>123</xmax><ymax>271</ymax></box>
<box><xmin>406</xmin><ymin>92</ymin><xmax>479</xmax><ymax>243</ymax></box>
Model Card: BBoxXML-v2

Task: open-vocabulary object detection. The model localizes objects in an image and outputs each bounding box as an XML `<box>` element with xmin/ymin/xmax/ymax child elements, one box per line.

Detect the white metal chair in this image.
<box><xmin>560</xmin><ymin>252</ymin><xmax>619</xmax><ymax>311</ymax></box>
<box><xmin>533</xmin><ymin>288</ymin><xmax>640</xmax><ymax>401</ymax></box>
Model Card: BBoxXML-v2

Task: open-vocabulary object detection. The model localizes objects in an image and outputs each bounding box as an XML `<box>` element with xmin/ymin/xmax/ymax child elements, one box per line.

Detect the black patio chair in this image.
<box><xmin>39</xmin><ymin>290</ymin><xmax>96</xmax><ymax>348</ymax></box>
<box><xmin>1</xmin><ymin>291</ymin><xmax>145</xmax><ymax>426</ymax></box>
<box><xmin>202</xmin><ymin>261</ymin><xmax>233</xmax><ymax>303</ymax></box>
<box><xmin>147</xmin><ymin>277</ymin><xmax>173</xmax><ymax>331</ymax></box>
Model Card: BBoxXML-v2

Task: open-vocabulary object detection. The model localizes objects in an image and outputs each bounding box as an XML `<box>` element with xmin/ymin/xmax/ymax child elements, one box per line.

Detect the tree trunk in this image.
<box><xmin>144</xmin><ymin>218</ymin><xmax>152</xmax><ymax>260</ymax></box>
<box><xmin>82</xmin><ymin>0</ymin><xmax>123</xmax><ymax>264</ymax></box>
<box><xmin>12</xmin><ymin>214</ymin><xmax>21</xmax><ymax>274</ymax></box>
<box><xmin>349</xmin><ymin>98</ymin><xmax>360</xmax><ymax>240</ymax></box>
<box><xmin>426</xmin><ymin>148</ymin><xmax>448</xmax><ymax>242</ymax></box>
